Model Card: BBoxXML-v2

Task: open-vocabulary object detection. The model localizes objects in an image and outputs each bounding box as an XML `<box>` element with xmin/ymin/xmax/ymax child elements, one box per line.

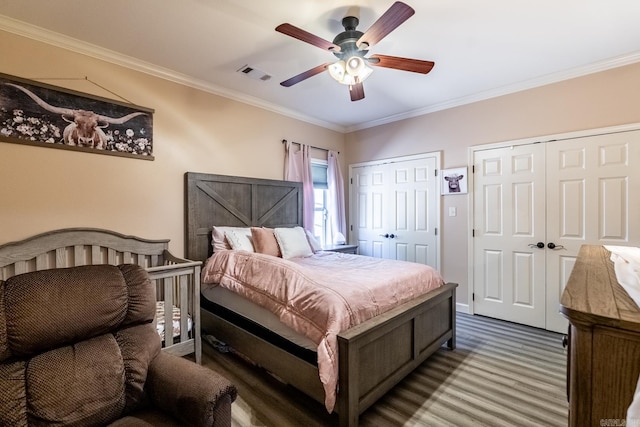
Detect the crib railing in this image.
<box><xmin>147</xmin><ymin>252</ymin><xmax>202</xmax><ymax>363</ymax></box>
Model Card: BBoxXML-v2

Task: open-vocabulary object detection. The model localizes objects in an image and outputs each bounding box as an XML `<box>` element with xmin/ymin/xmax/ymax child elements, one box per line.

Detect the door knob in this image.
<box><xmin>379</xmin><ymin>233</ymin><xmax>389</xmax><ymax>238</ymax></box>
<box><xmin>389</xmin><ymin>234</ymin><xmax>395</xmax><ymax>239</ymax></box>
<box><xmin>547</xmin><ymin>242</ymin><xmax>565</xmax><ymax>250</ymax></box>
<box><xmin>528</xmin><ymin>242</ymin><xmax>545</xmax><ymax>249</ymax></box>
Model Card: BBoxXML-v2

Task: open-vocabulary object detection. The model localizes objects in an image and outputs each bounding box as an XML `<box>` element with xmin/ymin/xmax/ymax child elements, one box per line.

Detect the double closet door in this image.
<box><xmin>349</xmin><ymin>154</ymin><xmax>440</xmax><ymax>269</ymax></box>
<box><xmin>473</xmin><ymin>129</ymin><xmax>640</xmax><ymax>333</ymax></box>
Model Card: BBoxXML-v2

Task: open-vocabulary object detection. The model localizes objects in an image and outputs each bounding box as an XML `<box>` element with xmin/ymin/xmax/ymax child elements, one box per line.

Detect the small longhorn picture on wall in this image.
<box><xmin>441</xmin><ymin>167</ymin><xmax>468</xmax><ymax>195</ymax></box>
<box><xmin>0</xmin><ymin>72</ymin><xmax>154</xmax><ymax>160</ymax></box>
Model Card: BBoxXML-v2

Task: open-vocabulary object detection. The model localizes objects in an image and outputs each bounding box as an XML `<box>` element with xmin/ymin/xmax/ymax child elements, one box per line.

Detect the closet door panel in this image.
<box><xmin>351</xmin><ymin>155</ymin><xmax>439</xmax><ymax>268</ymax></box>
<box><xmin>546</xmin><ymin>130</ymin><xmax>640</xmax><ymax>332</ymax></box>
<box><xmin>353</xmin><ymin>165</ymin><xmax>390</xmax><ymax>259</ymax></box>
<box><xmin>473</xmin><ymin>144</ymin><xmax>546</xmax><ymax>328</ymax></box>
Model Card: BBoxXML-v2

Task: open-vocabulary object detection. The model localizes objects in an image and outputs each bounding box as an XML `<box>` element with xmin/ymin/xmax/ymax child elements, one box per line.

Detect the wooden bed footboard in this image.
<box><xmin>201</xmin><ymin>281</ymin><xmax>456</xmax><ymax>427</ymax></box>
<box><xmin>337</xmin><ymin>282</ymin><xmax>456</xmax><ymax>427</ymax></box>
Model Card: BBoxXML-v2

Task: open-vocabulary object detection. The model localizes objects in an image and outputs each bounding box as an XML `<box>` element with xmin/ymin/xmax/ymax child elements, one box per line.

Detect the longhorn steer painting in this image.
<box><xmin>0</xmin><ymin>73</ymin><xmax>154</xmax><ymax>160</ymax></box>
<box><xmin>441</xmin><ymin>167</ymin><xmax>468</xmax><ymax>195</ymax></box>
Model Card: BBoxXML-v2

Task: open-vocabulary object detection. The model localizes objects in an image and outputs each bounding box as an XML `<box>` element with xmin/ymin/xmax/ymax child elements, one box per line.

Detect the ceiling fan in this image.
<box><xmin>275</xmin><ymin>1</ymin><xmax>434</xmax><ymax>102</ymax></box>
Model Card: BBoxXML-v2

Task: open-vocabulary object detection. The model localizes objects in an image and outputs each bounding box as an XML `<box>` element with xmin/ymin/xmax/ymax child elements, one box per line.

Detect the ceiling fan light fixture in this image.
<box><xmin>346</xmin><ymin>56</ymin><xmax>365</xmax><ymax>76</ymax></box>
<box><xmin>328</xmin><ymin>60</ymin><xmax>347</xmax><ymax>82</ymax></box>
<box><xmin>328</xmin><ymin>56</ymin><xmax>372</xmax><ymax>85</ymax></box>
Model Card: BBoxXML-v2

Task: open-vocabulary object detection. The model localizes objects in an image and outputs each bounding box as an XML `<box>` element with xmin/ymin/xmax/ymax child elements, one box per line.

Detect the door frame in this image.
<box><xmin>349</xmin><ymin>151</ymin><xmax>442</xmax><ymax>272</ymax></box>
<box><xmin>466</xmin><ymin>122</ymin><xmax>640</xmax><ymax>315</ymax></box>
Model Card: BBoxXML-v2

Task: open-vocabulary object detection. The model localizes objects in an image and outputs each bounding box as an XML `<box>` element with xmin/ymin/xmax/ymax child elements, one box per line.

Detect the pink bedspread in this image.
<box><xmin>201</xmin><ymin>250</ymin><xmax>444</xmax><ymax>412</ymax></box>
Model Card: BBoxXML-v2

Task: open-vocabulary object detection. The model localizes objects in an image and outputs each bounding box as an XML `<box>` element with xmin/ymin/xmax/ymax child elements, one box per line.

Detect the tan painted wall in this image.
<box><xmin>0</xmin><ymin>30</ymin><xmax>344</xmax><ymax>254</ymax></box>
<box><xmin>3</xmin><ymin>29</ymin><xmax>640</xmax><ymax>309</ymax></box>
<box><xmin>343</xmin><ymin>62</ymin><xmax>640</xmax><ymax>305</ymax></box>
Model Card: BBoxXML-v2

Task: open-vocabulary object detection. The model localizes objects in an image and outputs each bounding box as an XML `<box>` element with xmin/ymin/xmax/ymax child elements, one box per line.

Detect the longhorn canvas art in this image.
<box><xmin>0</xmin><ymin>73</ymin><xmax>154</xmax><ymax>160</ymax></box>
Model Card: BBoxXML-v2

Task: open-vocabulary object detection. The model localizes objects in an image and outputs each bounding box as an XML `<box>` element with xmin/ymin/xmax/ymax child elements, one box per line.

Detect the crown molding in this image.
<box><xmin>346</xmin><ymin>51</ymin><xmax>640</xmax><ymax>133</ymax></box>
<box><xmin>0</xmin><ymin>15</ymin><xmax>346</xmax><ymax>133</ymax></box>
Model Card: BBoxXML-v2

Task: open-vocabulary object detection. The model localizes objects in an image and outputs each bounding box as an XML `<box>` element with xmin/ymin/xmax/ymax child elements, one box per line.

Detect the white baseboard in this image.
<box><xmin>456</xmin><ymin>303</ymin><xmax>470</xmax><ymax>313</ymax></box>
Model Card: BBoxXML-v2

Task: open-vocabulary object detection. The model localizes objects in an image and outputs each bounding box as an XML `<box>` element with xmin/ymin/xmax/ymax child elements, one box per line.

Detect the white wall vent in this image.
<box><xmin>237</xmin><ymin>65</ymin><xmax>272</xmax><ymax>81</ymax></box>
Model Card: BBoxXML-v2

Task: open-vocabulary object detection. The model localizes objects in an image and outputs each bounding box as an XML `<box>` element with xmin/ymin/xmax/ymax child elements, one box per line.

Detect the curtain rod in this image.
<box><xmin>282</xmin><ymin>139</ymin><xmax>339</xmax><ymax>155</ymax></box>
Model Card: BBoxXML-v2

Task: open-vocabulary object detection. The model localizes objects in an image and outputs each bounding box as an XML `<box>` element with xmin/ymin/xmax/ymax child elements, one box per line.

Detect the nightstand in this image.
<box><xmin>322</xmin><ymin>244</ymin><xmax>358</xmax><ymax>254</ymax></box>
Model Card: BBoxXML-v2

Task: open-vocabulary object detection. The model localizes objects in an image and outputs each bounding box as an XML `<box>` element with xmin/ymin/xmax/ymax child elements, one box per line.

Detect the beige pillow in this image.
<box><xmin>212</xmin><ymin>226</ymin><xmax>251</xmax><ymax>252</ymax></box>
<box><xmin>225</xmin><ymin>229</ymin><xmax>254</xmax><ymax>252</ymax></box>
<box><xmin>251</xmin><ymin>227</ymin><xmax>281</xmax><ymax>257</ymax></box>
<box><xmin>274</xmin><ymin>227</ymin><xmax>313</xmax><ymax>259</ymax></box>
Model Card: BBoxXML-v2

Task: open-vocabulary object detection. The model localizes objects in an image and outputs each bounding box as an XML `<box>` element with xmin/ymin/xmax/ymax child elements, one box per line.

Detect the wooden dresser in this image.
<box><xmin>560</xmin><ymin>245</ymin><xmax>640</xmax><ymax>426</ymax></box>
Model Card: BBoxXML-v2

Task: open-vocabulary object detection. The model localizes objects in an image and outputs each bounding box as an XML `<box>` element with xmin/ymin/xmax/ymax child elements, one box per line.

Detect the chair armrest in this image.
<box><xmin>146</xmin><ymin>352</ymin><xmax>237</xmax><ymax>427</ymax></box>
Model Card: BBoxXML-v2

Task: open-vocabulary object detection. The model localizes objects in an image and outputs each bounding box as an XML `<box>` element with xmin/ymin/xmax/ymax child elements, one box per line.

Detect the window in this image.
<box><xmin>311</xmin><ymin>160</ymin><xmax>328</xmax><ymax>247</ymax></box>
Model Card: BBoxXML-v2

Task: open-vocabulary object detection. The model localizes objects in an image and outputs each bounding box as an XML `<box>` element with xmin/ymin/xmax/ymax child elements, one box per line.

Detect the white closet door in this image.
<box><xmin>387</xmin><ymin>157</ymin><xmax>438</xmax><ymax>266</ymax></box>
<box><xmin>545</xmin><ymin>130</ymin><xmax>640</xmax><ymax>332</ymax></box>
<box><xmin>473</xmin><ymin>144</ymin><xmax>547</xmax><ymax>328</ymax></box>
<box><xmin>353</xmin><ymin>164</ymin><xmax>390</xmax><ymax>259</ymax></box>
<box><xmin>350</xmin><ymin>155</ymin><xmax>439</xmax><ymax>268</ymax></box>
<box><xmin>473</xmin><ymin>129</ymin><xmax>640</xmax><ymax>333</ymax></box>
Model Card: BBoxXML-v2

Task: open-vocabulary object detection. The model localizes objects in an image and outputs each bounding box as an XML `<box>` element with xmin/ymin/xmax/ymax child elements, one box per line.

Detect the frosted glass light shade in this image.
<box><xmin>328</xmin><ymin>56</ymin><xmax>372</xmax><ymax>85</ymax></box>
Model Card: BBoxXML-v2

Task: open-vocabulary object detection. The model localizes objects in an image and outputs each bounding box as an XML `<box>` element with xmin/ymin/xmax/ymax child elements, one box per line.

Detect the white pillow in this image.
<box><xmin>274</xmin><ymin>227</ymin><xmax>313</xmax><ymax>259</ymax></box>
<box><xmin>224</xmin><ymin>229</ymin><xmax>254</xmax><ymax>252</ymax></box>
<box><xmin>212</xmin><ymin>226</ymin><xmax>251</xmax><ymax>252</ymax></box>
<box><xmin>305</xmin><ymin>229</ymin><xmax>323</xmax><ymax>253</ymax></box>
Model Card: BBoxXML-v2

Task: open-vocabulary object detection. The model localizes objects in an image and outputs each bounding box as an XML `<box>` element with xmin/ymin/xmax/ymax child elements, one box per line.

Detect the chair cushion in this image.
<box><xmin>27</xmin><ymin>334</ymin><xmax>126</xmax><ymax>426</ymax></box>
<box><xmin>116</xmin><ymin>324</ymin><xmax>162</xmax><ymax>412</ymax></box>
<box><xmin>1</xmin><ymin>264</ymin><xmax>155</xmax><ymax>360</ymax></box>
<box><xmin>0</xmin><ymin>360</ymin><xmax>27</xmax><ymax>426</ymax></box>
<box><xmin>0</xmin><ymin>264</ymin><xmax>162</xmax><ymax>427</ymax></box>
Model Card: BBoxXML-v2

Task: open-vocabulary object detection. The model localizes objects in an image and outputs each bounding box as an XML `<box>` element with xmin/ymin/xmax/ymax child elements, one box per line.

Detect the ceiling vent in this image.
<box><xmin>237</xmin><ymin>65</ymin><xmax>272</xmax><ymax>81</ymax></box>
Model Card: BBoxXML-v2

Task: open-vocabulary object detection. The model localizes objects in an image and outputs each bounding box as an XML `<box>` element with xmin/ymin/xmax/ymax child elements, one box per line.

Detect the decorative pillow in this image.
<box><xmin>251</xmin><ymin>227</ymin><xmax>281</xmax><ymax>257</ymax></box>
<box><xmin>224</xmin><ymin>229</ymin><xmax>254</xmax><ymax>252</ymax></box>
<box><xmin>305</xmin><ymin>229</ymin><xmax>323</xmax><ymax>253</ymax></box>
<box><xmin>212</xmin><ymin>226</ymin><xmax>251</xmax><ymax>252</ymax></box>
<box><xmin>274</xmin><ymin>227</ymin><xmax>313</xmax><ymax>259</ymax></box>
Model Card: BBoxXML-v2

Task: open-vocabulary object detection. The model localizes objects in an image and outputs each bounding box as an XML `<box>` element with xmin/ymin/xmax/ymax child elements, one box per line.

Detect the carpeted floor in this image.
<box><xmin>202</xmin><ymin>312</ymin><xmax>568</xmax><ymax>426</ymax></box>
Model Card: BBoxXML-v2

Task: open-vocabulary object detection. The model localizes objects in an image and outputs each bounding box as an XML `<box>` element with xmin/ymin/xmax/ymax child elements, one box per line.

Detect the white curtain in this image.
<box><xmin>327</xmin><ymin>150</ymin><xmax>346</xmax><ymax>244</ymax></box>
<box><xmin>284</xmin><ymin>141</ymin><xmax>314</xmax><ymax>231</ymax></box>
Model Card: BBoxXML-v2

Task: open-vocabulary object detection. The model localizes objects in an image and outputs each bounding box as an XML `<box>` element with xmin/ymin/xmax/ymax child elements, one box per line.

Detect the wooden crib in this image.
<box><xmin>0</xmin><ymin>228</ymin><xmax>202</xmax><ymax>363</ymax></box>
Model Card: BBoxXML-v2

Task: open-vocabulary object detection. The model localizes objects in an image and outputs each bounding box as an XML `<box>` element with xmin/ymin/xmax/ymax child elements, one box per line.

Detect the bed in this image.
<box><xmin>185</xmin><ymin>172</ymin><xmax>457</xmax><ymax>427</ymax></box>
<box><xmin>0</xmin><ymin>227</ymin><xmax>202</xmax><ymax>363</ymax></box>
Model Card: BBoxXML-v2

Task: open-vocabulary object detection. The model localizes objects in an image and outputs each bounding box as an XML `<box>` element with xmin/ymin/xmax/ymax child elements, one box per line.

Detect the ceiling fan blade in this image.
<box><xmin>369</xmin><ymin>54</ymin><xmax>435</xmax><ymax>74</ymax></box>
<box><xmin>349</xmin><ymin>83</ymin><xmax>365</xmax><ymax>101</ymax></box>
<box><xmin>356</xmin><ymin>1</ymin><xmax>415</xmax><ymax>49</ymax></box>
<box><xmin>280</xmin><ymin>63</ymin><xmax>332</xmax><ymax>87</ymax></box>
<box><xmin>276</xmin><ymin>23</ymin><xmax>341</xmax><ymax>52</ymax></box>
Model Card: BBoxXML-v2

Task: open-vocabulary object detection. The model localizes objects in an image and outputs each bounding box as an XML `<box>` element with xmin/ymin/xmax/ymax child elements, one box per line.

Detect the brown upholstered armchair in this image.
<box><xmin>0</xmin><ymin>264</ymin><xmax>237</xmax><ymax>426</ymax></box>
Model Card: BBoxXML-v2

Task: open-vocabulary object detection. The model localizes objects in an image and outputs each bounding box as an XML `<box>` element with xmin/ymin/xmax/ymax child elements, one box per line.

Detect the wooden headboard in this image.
<box><xmin>185</xmin><ymin>172</ymin><xmax>303</xmax><ymax>262</ymax></box>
